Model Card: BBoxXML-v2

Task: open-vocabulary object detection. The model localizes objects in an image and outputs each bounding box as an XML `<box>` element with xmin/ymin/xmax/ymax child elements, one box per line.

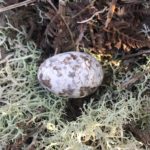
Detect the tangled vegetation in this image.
<box><xmin>0</xmin><ymin>0</ymin><xmax>150</xmax><ymax>149</ymax></box>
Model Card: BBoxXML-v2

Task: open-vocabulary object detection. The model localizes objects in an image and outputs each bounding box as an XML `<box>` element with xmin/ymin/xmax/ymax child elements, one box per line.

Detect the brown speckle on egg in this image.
<box><xmin>39</xmin><ymin>73</ymin><xmax>43</xmax><ymax>81</ymax></box>
<box><xmin>80</xmin><ymin>55</ymin><xmax>89</xmax><ymax>61</ymax></box>
<box><xmin>68</xmin><ymin>72</ymin><xmax>75</xmax><ymax>78</ymax></box>
<box><xmin>42</xmin><ymin>79</ymin><xmax>52</xmax><ymax>89</ymax></box>
<box><xmin>58</xmin><ymin>92</ymin><xmax>65</xmax><ymax>96</ymax></box>
<box><xmin>62</xmin><ymin>88</ymin><xmax>74</xmax><ymax>96</ymax></box>
<box><xmin>80</xmin><ymin>86</ymin><xmax>97</xmax><ymax>97</ymax></box>
<box><xmin>73</xmin><ymin>65</ymin><xmax>80</xmax><ymax>71</ymax></box>
<box><xmin>53</xmin><ymin>66</ymin><xmax>62</xmax><ymax>77</ymax></box>
<box><xmin>53</xmin><ymin>66</ymin><xmax>60</xmax><ymax>70</ymax></box>
<box><xmin>63</xmin><ymin>56</ymin><xmax>72</xmax><ymax>64</ymax></box>
<box><xmin>70</xmin><ymin>54</ymin><xmax>77</xmax><ymax>60</ymax></box>
<box><xmin>96</xmin><ymin>63</ymin><xmax>100</xmax><ymax>67</ymax></box>
<box><xmin>80</xmin><ymin>87</ymin><xmax>86</xmax><ymax>97</ymax></box>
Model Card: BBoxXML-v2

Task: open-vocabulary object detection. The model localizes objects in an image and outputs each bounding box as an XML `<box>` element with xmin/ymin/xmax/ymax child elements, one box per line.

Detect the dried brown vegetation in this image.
<box><xmin>36</xmin><ymin>0</ymin><xmax>150</xmax><ymax>55</ymax></box>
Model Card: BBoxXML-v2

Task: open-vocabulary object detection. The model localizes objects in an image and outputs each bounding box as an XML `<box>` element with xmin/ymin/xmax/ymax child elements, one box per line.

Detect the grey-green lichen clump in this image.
<box><xmin>38</xmin><ymin>52</ymin><xmax>104</xmax><ymax>98</ymax></box>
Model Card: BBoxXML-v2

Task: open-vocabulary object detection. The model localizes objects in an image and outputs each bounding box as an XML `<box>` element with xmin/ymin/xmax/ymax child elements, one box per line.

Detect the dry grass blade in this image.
<box><xmin>120</xmin><ymin>0</ymin><xmax>145</xmax><ymax>4</ymax></box>
<box><xmin>0</xmin><ymin>0</ymin><xmax>36</xmax><ymax>13</ymax></box>
<box><xmin>105</xmin><ymin>0</ymin><xmax>117</xmax><ymax>28</ymax></box>
<box><xmin>77</xmin><ymin>7</ymin><xmax>107</xmax><ymax>24</ymax></box>
<box><xmin>124</xmin><ymin>123</ymin><xmax>150</xmax><ymax>146</ymax></box>
<box><xmin>120</xmin><ymin>74</ymin><xmax>143</xmax><ymax>89</ymax></box>
<box><xmin>112</xmin><ymin>25</ymin><xmax>150</xmax><ymax>49</ymax></box>
<box><xmin>122</xmin><ymin>49</ymin><xmax>150</xmax><ymax>59</ymax></box>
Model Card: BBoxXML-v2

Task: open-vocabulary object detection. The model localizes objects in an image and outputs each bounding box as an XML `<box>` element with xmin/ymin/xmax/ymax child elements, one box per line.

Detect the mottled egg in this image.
<box><xmin>38</xmin><ymin>51</ymin><xmax>104</xmax><ymax>98</ymax></box>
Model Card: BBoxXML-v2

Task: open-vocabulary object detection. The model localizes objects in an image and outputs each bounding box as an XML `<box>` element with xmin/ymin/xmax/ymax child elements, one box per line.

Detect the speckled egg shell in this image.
<box><xmin>38</xmin><ymin>51</ymin><xmax>104</xmax><ymax>98</ymax></box>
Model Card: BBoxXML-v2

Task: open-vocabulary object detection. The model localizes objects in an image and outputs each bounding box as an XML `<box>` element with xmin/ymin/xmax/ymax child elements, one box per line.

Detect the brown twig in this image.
<box><xmin>105</xmin><ymin>0</ymin><xmax>117</xmax><ymax>28</ymax></box>
<box><xmin>77</xmin><ymin>7</ymin><xmax>107</xmax><ymax>24</ymax></box>
<box><xmin>58</xmin><ymin>0</ymin><xmax>66</xmax><ymax>15</ymax></box>
<box><xmin>122</xmin><ymin>49</ymin><xmax>150</xmax><ymax>60</ymax></box>
<box><xmin>120</xmin><ymin>74</ymin><xmax>143</xmax><ymax>89</ymax></box>
<box><xmin>47</xmin><ymin>0</ymin><xmax>75</xmax><ymax>49</ymax></box>
<box><xmin>75</xmin><ymin>24</ymin><xmax>87</xmax><ymax>50</ymax></box>
<box><xmin>0</xmin><ymin>0</ymin><xmax>36</xmax><ymax>13</ymax></box>
<box><xmin>89</xmin><ymin>23</ymin><xmax>95</xmax><ymax>47</ymax></box>
<box><xmin>124</xmin><ymin>122</ymin><xmax>150</xmax><ymax>146</ymax></box>
<box><xmin>47</xmin><ymin>0</ymin><xmax>57</xmax><ymax>11</ymax></box>
<box><xmin>72</xmin><ymin>0</ymin><xmax>96</xmax><ymax>19</ymax></box>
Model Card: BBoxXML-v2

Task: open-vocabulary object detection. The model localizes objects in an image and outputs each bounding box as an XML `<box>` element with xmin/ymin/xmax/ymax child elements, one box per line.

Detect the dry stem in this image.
<box><xmin>0</xmin><ymin>0</ymin><xmax>36</xmax><ymax>13</ymax></box>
